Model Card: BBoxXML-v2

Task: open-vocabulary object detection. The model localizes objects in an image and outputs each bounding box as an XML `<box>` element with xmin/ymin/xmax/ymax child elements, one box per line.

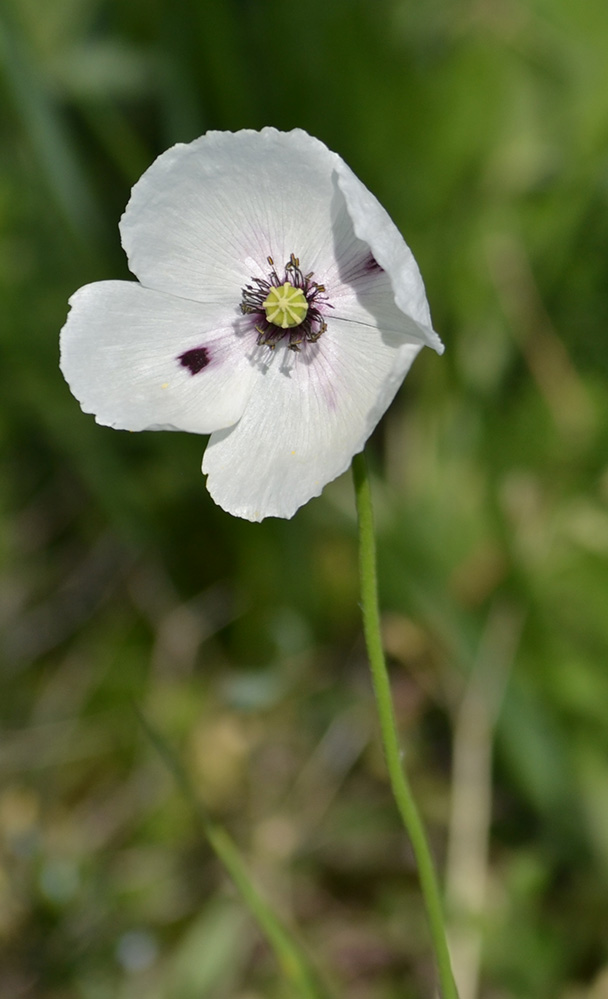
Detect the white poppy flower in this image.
<box><xmin>60</xmin><ymin>127</ymin><xmax>443</xmax><ymax>521</ymax></box>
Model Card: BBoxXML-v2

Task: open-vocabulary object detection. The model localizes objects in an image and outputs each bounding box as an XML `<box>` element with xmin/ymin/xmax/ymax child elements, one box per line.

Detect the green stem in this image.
<box><xmin>352</xmin><ymin>450</ymin><xmax>459</xmax><ymax>999</ymax></box>
<box><xmin>135</xmin><ymin>706</ymin><xmax>330</xmax><ymax>999</ymax></box>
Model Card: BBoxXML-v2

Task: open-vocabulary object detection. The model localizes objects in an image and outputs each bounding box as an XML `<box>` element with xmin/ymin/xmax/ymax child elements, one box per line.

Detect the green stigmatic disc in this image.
<box><xmin>263</xmin><ymin>283</ymin><xmax>309</xmax><ymax>329</ymax></box>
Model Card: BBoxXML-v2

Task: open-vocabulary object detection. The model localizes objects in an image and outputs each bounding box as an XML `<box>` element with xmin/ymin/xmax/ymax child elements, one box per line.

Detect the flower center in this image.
<box><xmin>240</xmin><ymin>254</ymin><xmax>329</xmax><ymax>352</ymax></box>
<box><xmin>263</xmin><ymin>283</ymin><xmax>309</xmax><ymax>329</ymax></box>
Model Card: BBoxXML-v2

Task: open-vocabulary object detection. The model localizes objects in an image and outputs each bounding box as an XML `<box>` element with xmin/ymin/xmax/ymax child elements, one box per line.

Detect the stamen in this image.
<box><xmin>240</xmin><ymin>254</ymin><xmax>330</xmax><ymax>352</ymax></box>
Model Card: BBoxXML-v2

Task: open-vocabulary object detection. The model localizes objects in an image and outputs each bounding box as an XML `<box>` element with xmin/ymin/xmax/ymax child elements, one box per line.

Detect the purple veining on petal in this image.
<box><xmin>178</xmin><ymin>346</ymin><xmax>210</xmax><ymax>375</ymax></box>
<box><xmin>337</xmin><ymin>249</ymin><xmax>385</xmax><ymax>287</ymax></box>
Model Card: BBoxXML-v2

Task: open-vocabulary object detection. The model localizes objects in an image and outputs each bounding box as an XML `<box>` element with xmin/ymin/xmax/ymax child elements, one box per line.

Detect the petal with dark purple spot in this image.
<box><xmin>179</xmin><ymin>347</ymin><xmax>210</xmax><ymax>374</ymax></box>
<box><xmin>60</xmin><ymin>281</ymin><xmax>259</xmax><ymax>434</ymax></box>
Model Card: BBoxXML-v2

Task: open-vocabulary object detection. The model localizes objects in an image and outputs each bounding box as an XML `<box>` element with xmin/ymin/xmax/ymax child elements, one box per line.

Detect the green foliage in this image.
<box><xmin>1</xmin><ymin>0</ymin><xmax>608</xmax><ymax>996</ymax></box>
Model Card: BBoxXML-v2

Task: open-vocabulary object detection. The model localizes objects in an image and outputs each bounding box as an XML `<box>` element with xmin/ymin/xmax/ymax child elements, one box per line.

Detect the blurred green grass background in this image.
<box><xmin>2</xmin><ymin>0</ymin><xmax>608</xmax><ymax>996</ymax></box>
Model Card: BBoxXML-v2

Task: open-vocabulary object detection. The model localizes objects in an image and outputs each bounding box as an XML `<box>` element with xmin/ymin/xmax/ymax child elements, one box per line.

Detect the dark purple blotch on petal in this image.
<box><xmin>365</xmin><ymin>253</ymin><xmax>383</xmax><ymax>272</ymax></box>
<box><xmin>178</xmin><ymin>346</ymin><xmax>210</xmax><ymax>375</ymax></box>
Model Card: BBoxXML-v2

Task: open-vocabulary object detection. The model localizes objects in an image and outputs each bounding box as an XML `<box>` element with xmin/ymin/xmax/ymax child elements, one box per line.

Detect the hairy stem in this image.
<box><xmin>352</xmin><ymin>450</ymin><xmax>459</xmax><ymax>999</ymax></box>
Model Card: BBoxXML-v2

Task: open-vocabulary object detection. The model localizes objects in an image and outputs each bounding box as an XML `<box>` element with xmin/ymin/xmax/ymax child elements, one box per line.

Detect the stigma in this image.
<box><xmin>263</xmin><ymin>283</ymin><xmax>309</xmax><ymax>329</ymax></box>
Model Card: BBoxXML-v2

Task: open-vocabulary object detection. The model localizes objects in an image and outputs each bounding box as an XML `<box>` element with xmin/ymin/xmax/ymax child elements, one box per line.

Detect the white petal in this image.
<box><xmin>202</xmin><ymin>327</ymin><xmax>422</xmax><ymax>521</ymax></box>
<box><xmin>336</xmin><ymin>160</ymin><xmax>444</xmax><ymax>354</ymax></box>
<box><xmin>60</xmin><ymin>281</ymin><xmax>259</xmax><ymax>433</ymax></box>
<box><xmin>319</xmin><ymin>188</ymin><xmax>437</xmax><ymax>349</ymax></box>
<box><xmin>120</xmin><ymin>128</ymin><xmax>343</xmax><ymax>302</ymax></box>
